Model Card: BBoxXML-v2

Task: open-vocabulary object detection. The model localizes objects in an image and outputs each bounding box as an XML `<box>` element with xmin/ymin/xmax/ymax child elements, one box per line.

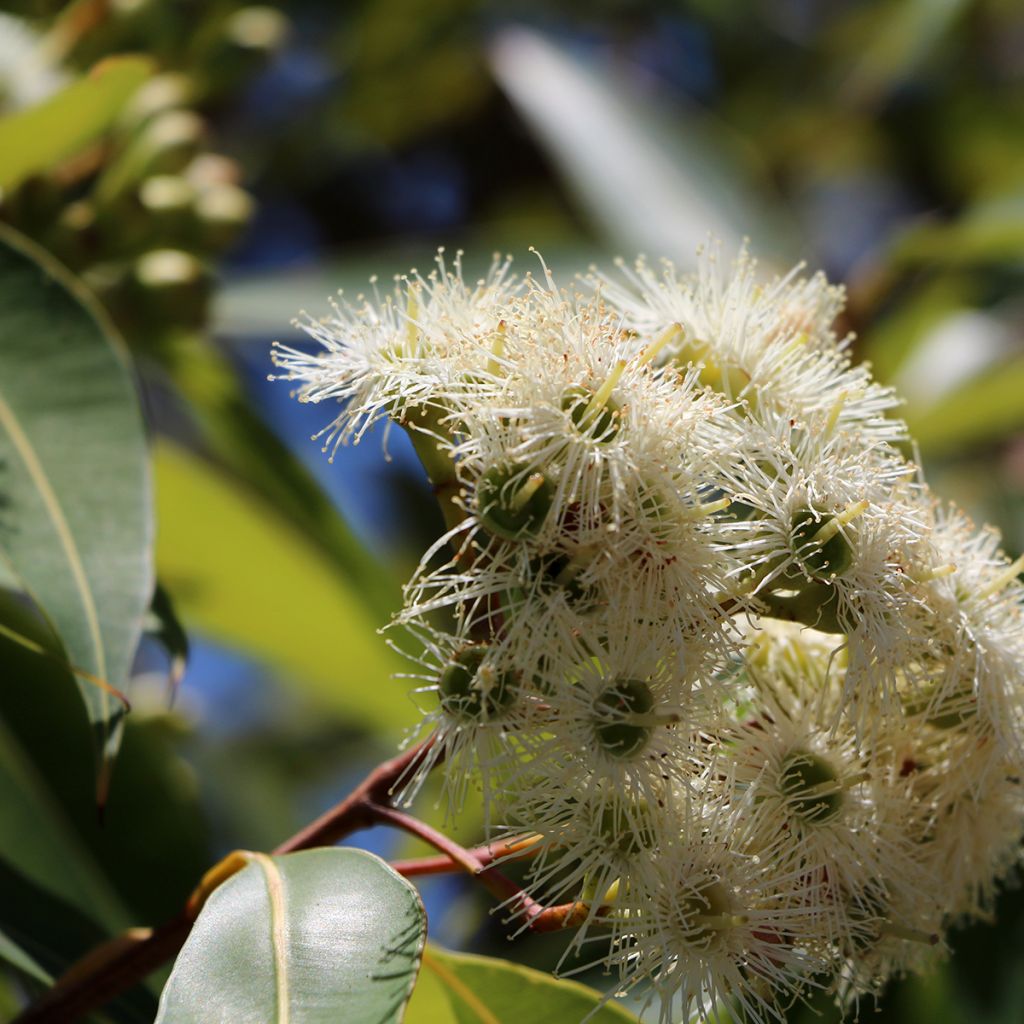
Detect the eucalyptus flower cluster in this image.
<box><xmin>272</xmin><ymin>247</ymin><xmax>1024</xmax><ymax>1023</ymax></box>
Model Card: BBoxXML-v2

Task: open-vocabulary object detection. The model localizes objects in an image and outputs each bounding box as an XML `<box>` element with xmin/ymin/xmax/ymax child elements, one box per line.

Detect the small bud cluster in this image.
<box><xmin>272</xmin><ymin>247</ymin><xmax>1024</xmax><ymax>1022</ymax></box>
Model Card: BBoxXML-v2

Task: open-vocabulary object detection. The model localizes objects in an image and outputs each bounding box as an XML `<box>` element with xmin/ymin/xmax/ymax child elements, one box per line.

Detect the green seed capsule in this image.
<box><xmin>779</xmin><ymin>749</ymin><xmax>843</xmax><ymax>824</ymax></box>
<box><xmin>561</xmin><ymin>384</ymin><xmax>621</xmax><ymax>443</ymax></box>
<box><xmin>593</xmin><ymin>678</ymin><xmax>655</xmax><ymax>759</ymax></box>
<box><xmin>476</xmin><ymin>463</ymin><xmax>553</xmax><ymax>541</ymax></box>
<box><xmin>791</xmin><ymin>507</ymin><xmax>854</xmax><ymax>580</ymax></box>
<box><xmin>438</xmin><ymin>646</ymin><xmax>517</xmax><ymax>720</ymax></box>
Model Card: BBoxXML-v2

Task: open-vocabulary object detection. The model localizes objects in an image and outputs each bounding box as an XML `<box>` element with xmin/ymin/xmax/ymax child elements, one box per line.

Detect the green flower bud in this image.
<box><xmin>438</xmin><ymin>645</ymin><xmax>517</xmax><ymax>720</ymax></box>
<box><xmin>593</xmin><ymin>678</ymin><xmax>655</xmax><ymax>759</ymax></box>
<box><xmin>779</xmin><ymin>749</ymin><xmax>843</xmax><ymax>824</ymax></box>
<box><xmin>476</xmin><ymin>463</ymin><xmax>554</xmax><ymax>541</ymax></box>
<box><xmin>791</xmin><ymin>506</ymin><xmax>854</xmax><ymax>580</ymax></box>
<box><xmin>561</xmin><ymin>384</ymin><xmax>621</xmax><ymax>443</ymax></box>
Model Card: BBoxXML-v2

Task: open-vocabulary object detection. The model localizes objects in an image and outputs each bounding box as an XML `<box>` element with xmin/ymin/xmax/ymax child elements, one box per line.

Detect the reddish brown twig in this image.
<box><xmin>15</xmin><ymin>739</ymin><xmax>437</xmax><ymax>1024</ymax></box>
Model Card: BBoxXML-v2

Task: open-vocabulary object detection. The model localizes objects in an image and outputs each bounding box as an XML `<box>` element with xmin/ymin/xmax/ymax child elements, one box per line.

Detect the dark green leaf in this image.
<box><xmin>0</xmin><ymin>226</ymin><xmax>153</xmax><ymax>791</ymax></box>
<box><xmin>156</xmin><ymin>848</ymin><xmax>426</xmax><ymax>1023</ymax></box>
<box><xmin>145</xmin><ymin>581</ymin><xmax>189</xmax><ymax>694</ymax></box>
<box><xmin>0</xmin><ymin>56</ymin><xmax>152</xmax><ymax>194</ymax></box>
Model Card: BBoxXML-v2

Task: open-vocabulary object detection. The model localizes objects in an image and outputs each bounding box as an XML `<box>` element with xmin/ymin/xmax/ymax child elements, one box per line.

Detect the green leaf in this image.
<box><xmin>489</xmin><ymin>27</ymin><xmax>795</xmax><ymax>265</ymax></box>
<box><xmin>155</xmin><ymin>332</ymin><xmax>397</xmax><ymax>622</ymax></box>
<box><xmin>406</xmin><ymin>946</ymin><xmax>641</xmax><ymax>1024</ymax></box>
<box><xmin>154</xmin><ymin>440</ymin><xmax>414</xmax><ymax>734</ymax></box>
<box><xmin>904</xmin><ymin>356</ymin><xmax>1024</xmax><ymax>455</ymax></box>
<box><xmin>0</xmin><ymin>56</ymin><xmax>152</xmax><ymax>195</ymax></box>
<box><xmin>860</xmin><ymin>275</ymin><xmax>978</xmax><ymax>384</ymax></box>
<box><xmin>0</xmin><ymin>226</ymin><xmax>153</xmax><ymax>792</ymax></box>
<box><xmin>891</xmin><ymin>191</ymin><xmax>1024</xmax><ymax>268</ymax></box>
<box><xmin>836</xmin><ymin>0</ymin><xmax>970</xmax><ymax>107</ymax></box>
<box><xmin>156</xmin><ymin>849</ymin><xmax>426</xmax><ymax>1024</ymax></box>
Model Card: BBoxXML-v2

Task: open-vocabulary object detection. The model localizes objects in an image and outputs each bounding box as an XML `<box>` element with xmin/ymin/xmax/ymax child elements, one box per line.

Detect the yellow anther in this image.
<box><xmin>825</xmin><ymin>390</ymin><xmax>847</xmax><ymax>434</ymax></box>
<box><xmin>405</xmin><ymin>289</ymin><xmax>420</xmax><ymax>356</ymax></box>
<box><xmin>582</xmin><ymin>360</ymin><xmax>627</xmax><ymax>424</ymax></box>
<box><xmin>915</xmin><ymin>563</ymin><xmax>957</xmax><ymax>583</ymax></box>
<box><xmin>978</xmin><ymin>554</ymin><xmax>1024</xmax><ymax>601</ymax></box>
<box><xmin>811</xmin><ymin>500</ymin><xmax>869</xmax><ymax>547</ymax></box>
<box><xmin>637</xmin><ymin>323</ymin><xmax>684</xmax><ymax>367</ymax></box>
<box><xmin>687</xmin><ymin>496</ymin><xmax>732</xmax><ymax>518</ymax></box>
<box><xmin>510</xmin><ymin>472</ymin><xmax>547</xmax><ymax>513</ymax></box>
<box><xmin>487</xmin><ymin>320</ymin><xmax>506</xmax><ymax>376</ymax></box>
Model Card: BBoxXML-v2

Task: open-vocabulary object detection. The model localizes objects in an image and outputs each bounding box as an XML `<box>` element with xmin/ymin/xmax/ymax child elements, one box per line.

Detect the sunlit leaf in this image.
<box><xmin>0</xmin><ymin>226</ymin><xmax>153</xmax><ymax>792</ymax></box>
<box><xmin>860</xmin><ymin>275</ymin><xmax>978</xmax><ymax>384</ymax></box>
<box><xmin>154</xmin><ymin>441</ymin><xmax>413</xmax><ymax>735</ymax></box>
<box><xmin>156</xmin><ymin>849</ymin><xmax>425</xmax><ymax>1023</ymax></box>
<box><xmin>0</xmin><ymin>55</ymin><xmax>151</xmax><ymax>195</ymax></box>
<box><xmin>489</xmin><ymin>27</ymin><xmax>795</xmax><ymax>266</ymax></box>
<box><xmin>904</xmin><ymin>356</ymin><xmax>1024</xmax><ymax>455</ymax></box>
<box><xmin>406</xmin><ymin>945</ymin><xmax>641</xmax><ymax>1024</ymax></box>
<box><xmin>891</xmin><ymin>191</ymin><xmax>1024</xmax><ymax>268</ymax></box>
<box><xmin>155</xmin><ymin>332</ymin><xmax>397</xmax><ymax>621</ymax></box>
<box><xmin>837</xmin><ymin>0</ymin><xmax>970</xmax><ymax>107</ymax></box>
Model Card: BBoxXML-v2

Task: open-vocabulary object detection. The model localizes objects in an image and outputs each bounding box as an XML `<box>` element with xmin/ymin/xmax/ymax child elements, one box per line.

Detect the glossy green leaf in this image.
<box><xmin>905</xmin><ymin>356</ymin><xmax>1024</xmax><ymax>455</ymax></box>
<box><xmin>0</xmin><ymin>55</ymin><xmax>151</xmax><ymax>195</ymax></box>
<box><xmin>489</xmin><ymin>27</ymin><xmax>795</xmax><ymax>266</ymax></box>
<box><xmin>406</xmin><ymin>946</ymin><xmax>641</xmax><ymax>1024</ymax></box>
<box><xmin>154</xmin><ymin>440</ymin><xmax>413</xmax><ymax>734</ymax></box>
<box><xmin>0</xmin><ymin>226</ymin><xmax>153</xmax><ymax>790</ymax></box>
<box><xmin>156</xmin><ymin>848</ymin><xmax>426</xmax><ymax>1024</ymax></box>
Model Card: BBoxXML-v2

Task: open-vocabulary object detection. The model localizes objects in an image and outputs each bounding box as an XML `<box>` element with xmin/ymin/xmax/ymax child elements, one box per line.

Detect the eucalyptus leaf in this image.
<box><xmin>0</xmin><ymin>226</ymin><xmax>153</xmax><ymax>792</ymax></box>
<box><xmin>154</xmin><ymin>440</ymin><xmax>413</xmax><ymax>735</ymax></box>
<box><xmin>156</xmin><ymin>848</ymin><xmax>426</xmax><ymax>1024</ymax></box>
<box><xmin>407</xmin><ymin>946</ymin><xmax>641</xmax><ymax>1024</ymax></box>
<box><xmin>0</xmin><ymin>55</ymin><xmax>151</xmax><ymax>195</ymax></box>
<box><xmin>489</xmin><ymin>27</ymin><xmax>795</xmax><ymax>266</ymax></box>
<box><xmin>152</xmin><ymin>332</ymin><xmax>396</xmax><ymax>621</ymax></box>
<box><xmin>904</xmin><ymin>355</ymin><xmax>1024</xmax><ymax>455</ymax></box>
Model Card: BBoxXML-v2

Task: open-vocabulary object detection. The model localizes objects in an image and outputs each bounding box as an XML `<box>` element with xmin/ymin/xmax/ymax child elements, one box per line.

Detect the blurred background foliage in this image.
<box><xmin>0</xmin><ymin>0</ymin><xmax>1022</xmax><ymax>1020</ymax></box>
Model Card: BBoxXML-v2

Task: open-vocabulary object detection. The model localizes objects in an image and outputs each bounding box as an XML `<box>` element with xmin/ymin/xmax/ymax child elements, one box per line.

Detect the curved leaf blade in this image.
<box><xmin>489</xmin><ymin>27</ymin><xmax>795</xmax><ymax>266</ymax></box>
<box><xmin>406</xmin><ymin>945</ymin><xmax>641</xmax><ymax>1024</ymax></box>
<box><xmin>0</xmin><ymin>227</ymin><xmax>153</xmax><ymax>785</ymax></box>
<box><xmin>156</xmin><ymin>848</ymin><xmax>426</xmax><ymax>1024</ymax></box>
<box><xmin>0</xmin><ymin>55</ymin><xmax>152</xmax><ymax>194</ymax></box>
<box><xmin>154</xmin><ymin>440</ymin><xmax>412</xmax><ymax>735</ymax></box>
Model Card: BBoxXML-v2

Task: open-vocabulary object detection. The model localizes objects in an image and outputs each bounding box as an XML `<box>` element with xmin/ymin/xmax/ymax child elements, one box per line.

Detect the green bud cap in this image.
<box><xmin>599</xmin><ymin>799</ymin><xmax>657</xmax><ymax>857</ymax></box>
<box><xmin>677</xmin><ymin>879</ymin><xmax>733</xmax><ymax>949</ymax></box>
<box><xmin>438</xmin><ymin>646</ymin><xmax>517</xmax><ymax>720</ymax></box>
<box><xmin>476</xmin><ymin>463</ymin><xmax>554</xmax><ymax>541</ymax></box>
<box><xmin>529</xmin><ymin>550</ymin><xmax>598</xmax><ymax>611</ymax></box>
<box><xmin>561</xmin><ymin>384</ymin><xmax>621</xmax><ymax>443</ymax></box>
<box><xmin>593</xmin><ymin>678</ymin><xmax>655</xmax><ymax>759</ymax></box>
<box><xmin>779</xmin><ymin>749</ymin><xmax>843</xmax><ymax>824</ymax></box>
<box><xmin>791</xmin><ymin>507</ymin><xmax>854</xmax><ymax>580</ymax></box>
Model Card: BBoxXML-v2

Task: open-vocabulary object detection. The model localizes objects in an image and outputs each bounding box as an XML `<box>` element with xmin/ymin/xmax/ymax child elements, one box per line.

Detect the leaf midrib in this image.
<box><xmin>0</xmin><ymin>390</ymin><xmax>107</xmax><ymax>693</ymax></box>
